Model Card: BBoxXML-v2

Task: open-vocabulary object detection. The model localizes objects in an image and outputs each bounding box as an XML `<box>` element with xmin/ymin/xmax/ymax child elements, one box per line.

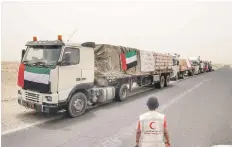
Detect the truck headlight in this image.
<box><xmin>45</xmin><ymin>96</ymin><xmax>52</xmax><ymax>101</ymax></box>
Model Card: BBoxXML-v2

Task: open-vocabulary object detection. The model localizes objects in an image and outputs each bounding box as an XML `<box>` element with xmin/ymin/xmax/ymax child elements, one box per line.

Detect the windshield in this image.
<box><xmin>190</xmin><ymin>60</ymin><xmax>199</xmax><ymax>66</ymax></box>
<box><xmin>22</xmin><ymin>45</ymin><xmax>62</xmax><ymax>67</ymax></box>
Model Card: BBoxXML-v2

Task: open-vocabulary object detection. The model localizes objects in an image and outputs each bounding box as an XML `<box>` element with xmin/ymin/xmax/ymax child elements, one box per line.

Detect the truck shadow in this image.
<box><xmin>35</xmin><ymin>85</ymin><xmax>174</xmax><ymax>130</ymax></box>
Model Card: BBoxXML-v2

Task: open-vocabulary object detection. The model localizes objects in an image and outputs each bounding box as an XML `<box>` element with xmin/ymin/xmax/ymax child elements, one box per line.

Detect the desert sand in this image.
<box><xmin>1</xmin><ymin>62</ymin><xmax>19</xmax><ymax>101</ymax></box>
<box><xmin>1</xmin><ymin>62</ymin><xmax>48</xmax><ymax>133</ymax></box>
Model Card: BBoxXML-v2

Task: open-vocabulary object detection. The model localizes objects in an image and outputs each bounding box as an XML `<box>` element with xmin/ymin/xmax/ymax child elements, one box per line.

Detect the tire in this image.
<box><xmin>164</xmin><ymin>74</ymin><xmax>170</xmax><ymax>87</ymax></box>
<box><xmin>68</xmin><ymin>92</ymin><xmax>88</xmax><ymax>118</ymax></box>
<box><xmin>155</xmin><ymin>75</ymin><xmax>165</xmax><ymax>89</ymax></box>
<box><xmin>188</xmin><ymin>70</ymin><xmax>193</xmax><ymax>76</ymax></box>
<box><xmin>179</xmin><ymin>72</ymin><xmax>184</xmax><ymax>79</ymax></box>
<box><xmin>115</xmin><ymin>84</ymin><xmax>129</xmax><ymax>102</ymax></box>
<box><xmin>173</xmin><ymin>73</ymin><xmax>178</xmax><ymax>81</ymax></box>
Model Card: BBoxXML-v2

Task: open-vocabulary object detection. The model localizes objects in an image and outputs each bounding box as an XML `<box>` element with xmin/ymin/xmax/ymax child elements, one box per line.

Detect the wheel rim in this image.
<box><xmin>120</xmin><ymin>86</ymin><xmax>127</xmax><ymax>99</ymax></box>
<box><xmin>161</xmin><ymin>76</ymin><xmax>165</xmax><ymax>87</ymax></box>
<box><xmin>73</xmin><ymin>99</ymin><xmax>84</xmax><ymax>111</ymax></box>
<box><xmin>71</xmin><ymin>96</ymin><xmax>85</xmax><ymax>114</ymax></box>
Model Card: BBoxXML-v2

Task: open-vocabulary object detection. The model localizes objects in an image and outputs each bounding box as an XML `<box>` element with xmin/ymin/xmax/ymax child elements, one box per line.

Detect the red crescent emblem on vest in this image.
<box><xmin>149</xmin><ymin>122</ymin><xmax>155</xmax><ymax>129</ymax></box>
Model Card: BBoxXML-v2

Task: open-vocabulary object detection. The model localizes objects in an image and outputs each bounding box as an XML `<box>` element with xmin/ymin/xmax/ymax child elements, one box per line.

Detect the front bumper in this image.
<box><xmin>18</xmin><ymin>98</ymin><xmax>58</xmax><ymax>114</ymax></box>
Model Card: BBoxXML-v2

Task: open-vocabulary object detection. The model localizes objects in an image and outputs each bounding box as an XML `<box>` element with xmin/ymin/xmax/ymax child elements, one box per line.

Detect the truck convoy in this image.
<box><xmin>17</xmin><ymin>36</ymin><xmax>173</xmax><ymax>117</ymax></box>
<box><xmin>17</xmin><ymin>36</ymin><xmax>213</xmax><ymax>117</ymax></box>
<box><xmin>202</xmin><ymin>61</ymin><xmax>213</xmax><ymax>72</ymax></box>
<box><xmin>169</xmin><ymin>53</ymin><xmax>194</xmax><ymax>80</ymax></box>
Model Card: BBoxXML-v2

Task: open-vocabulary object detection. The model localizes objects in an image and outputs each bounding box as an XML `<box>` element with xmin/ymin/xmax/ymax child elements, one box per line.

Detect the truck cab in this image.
<box><xmin>18</xmin><ymin>36</ymin><xmax>95</xmax><ymax>117</ymax></box>
<box><xmin>169</xmin><ymin>53</ymin><xmax>180</xmax><ymax>80</ymax></box>
<box><xmin>189</xmin><ymin>56</ymin><xmax>201</xmax><ymax>75</ymax></box>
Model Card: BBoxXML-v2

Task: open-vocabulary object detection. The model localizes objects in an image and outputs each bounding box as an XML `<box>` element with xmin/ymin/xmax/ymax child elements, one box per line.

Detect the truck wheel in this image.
<box><xmin>115</xmin><ymin>84</ymin><xmax>129</xmax><ymax>102</ymax></box>
<box><xmin>155</xmin><ymin>75</ymin><xmax>165</xmax><ymax>89</ymax></box>
<box><xmin>188</xmin><ymin>71</ymin><xmax>193</xmax><ymax>76</ymax></box>
<box><xmin>68</xmin><ymin>92</ymin><xmax>87</xmax><ymax>118</ymax></box>
<box><xmin>179</xmin><ymin>72</ymin><xmax>184</xmax><ymax>79</ymax></box>
<box><xmin>173</xmin><ymin>74</ymin><xmax>178</xmax><ymax>81</ymax></box>
<box><xmin>164</xmin><ymin>74</ymin><xmax>170</xmax><ymax>87</ymax></box>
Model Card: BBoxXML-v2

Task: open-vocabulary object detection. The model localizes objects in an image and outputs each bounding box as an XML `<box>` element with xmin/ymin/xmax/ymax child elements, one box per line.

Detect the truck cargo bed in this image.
<box><xmin>179</xmin><ymin>59</ymin><xmax>193</xmax><ymax>71</ymax></box>
<box><xmin>94</xmin><ymin>44</ymin><xmax>172</xmax><ymax>79</ymax></box>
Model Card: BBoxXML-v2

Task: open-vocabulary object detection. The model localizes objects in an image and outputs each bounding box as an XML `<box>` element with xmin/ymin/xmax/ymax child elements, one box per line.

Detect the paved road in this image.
<box><xmin>2</xmin><ymin>67</ymin><xmax>232</xmax><ymax>147</ymax></box>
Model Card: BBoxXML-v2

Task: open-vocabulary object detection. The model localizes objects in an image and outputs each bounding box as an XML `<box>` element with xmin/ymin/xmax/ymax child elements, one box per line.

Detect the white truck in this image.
<box><xmin>17</xmin><ymin>36</ymin><xmax>173</xmax><ymax>117</ymax></box>
<box><xmin>189</xmin><ymin>56</ymin><xmax>201</xmax><ymax>75</ymax></box>
<box><xmin>169</xmin><ymin>53</ymin><xmax>194</xmax><ymax>80</ymax></box>
<box><xmin>169</xmin><ymin>53</ymin><xmax>180</xmax><ymax>80</ymax></box>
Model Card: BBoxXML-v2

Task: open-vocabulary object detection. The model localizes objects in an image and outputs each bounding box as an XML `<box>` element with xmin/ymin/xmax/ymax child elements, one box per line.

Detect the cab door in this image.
<box><xmin>172</xmin><ymin>59</ymin><xmax>179</xmax><ymax>78</ymax></box>
<box><xmin>58</xmin><ymin>47</ymin><xmax>82</xmax><ymax>101</ymax></box>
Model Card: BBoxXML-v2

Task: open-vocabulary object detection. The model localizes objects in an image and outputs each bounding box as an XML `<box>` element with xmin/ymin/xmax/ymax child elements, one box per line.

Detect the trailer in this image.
<box><xmin>17</xmin><ymin>36</ymin><xmax>173</xmax><ymax>117</ymax></box>
<box><xmin>178</xmin><ymin>59</ymin><xmax>194</xmax><ymax>78</ymax></box>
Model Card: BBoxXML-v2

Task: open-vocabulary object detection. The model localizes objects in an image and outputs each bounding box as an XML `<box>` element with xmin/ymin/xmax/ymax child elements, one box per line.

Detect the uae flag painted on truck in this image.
<box><xmin>17</xmin><ymin>63</ymin><xmax>51</xmax><ymax>92</ymax></box>
<box><xmin>120</xmin><ymin>51</ymin><xmax>138</xmax><ymax>70</ymax></box>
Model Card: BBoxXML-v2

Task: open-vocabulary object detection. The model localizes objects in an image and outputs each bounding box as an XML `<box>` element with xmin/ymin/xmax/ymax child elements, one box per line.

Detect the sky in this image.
<box><xmin>1</xmin><ymin>1</ymin><xmax>232</xmax><ymax>64</ymax></box>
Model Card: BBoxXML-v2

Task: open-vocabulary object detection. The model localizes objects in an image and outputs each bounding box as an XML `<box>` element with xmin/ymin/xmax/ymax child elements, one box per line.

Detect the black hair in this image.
<box><xmin>146</xmin><ymin>96</ymin><xmax>159</xmax><ymax>110</ymax></box>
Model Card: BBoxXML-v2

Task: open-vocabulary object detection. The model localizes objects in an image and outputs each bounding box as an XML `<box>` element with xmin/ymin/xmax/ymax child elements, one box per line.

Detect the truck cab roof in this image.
<box><xmin>26</xmin><ymin>40</ymin><xmax>95</xmax><ymax>48</ymax></box>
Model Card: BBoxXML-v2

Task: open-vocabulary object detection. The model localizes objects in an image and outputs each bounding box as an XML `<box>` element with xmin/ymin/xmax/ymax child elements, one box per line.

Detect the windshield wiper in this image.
<box><xmin>22</xmin><ymin>60</ymin><xmax>34</xmax><ymax>66</ymax></box>
<box><xmin>33</xmin><ymin>61</ymin><xmax>55</xmax><ymax>68</ymax></box>
<box><xmin>30</xmin><ymin>61</ymin><xmax>48</xmax><ymax>67</ymax></box>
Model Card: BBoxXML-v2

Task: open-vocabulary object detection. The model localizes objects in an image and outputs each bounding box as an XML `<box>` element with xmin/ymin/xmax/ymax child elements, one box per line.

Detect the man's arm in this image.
<box><xmin>136</xmin><ymin>121</ymin><xmax>141</xmax><ymax>146</ymax></box>
<box><xmin>164</xmin><ymin>116</ymin><xmax>170</xmax><ymax>146</ymax></box>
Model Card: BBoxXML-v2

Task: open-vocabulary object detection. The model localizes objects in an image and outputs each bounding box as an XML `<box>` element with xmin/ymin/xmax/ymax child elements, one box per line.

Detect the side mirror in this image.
<box><xmin>61</xmin><ymin>52</ymin><xmax>71</xmax><ymax>66</ymax></box>
<box><xmin>21</xmin><ymin>49</ymin><xmax>26</xmax><ymax>61</ymax></box>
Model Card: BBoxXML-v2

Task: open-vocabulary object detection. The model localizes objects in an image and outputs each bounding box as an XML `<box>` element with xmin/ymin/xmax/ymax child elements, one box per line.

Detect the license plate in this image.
<box><xmin>27</xmin><ymin>102</ymin><xmax>35</xmax><ymax>109</ymax></box>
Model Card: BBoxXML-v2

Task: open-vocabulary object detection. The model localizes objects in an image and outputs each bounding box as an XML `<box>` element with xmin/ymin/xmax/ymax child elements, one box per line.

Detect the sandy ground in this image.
<box><xmin>1</xmin><ymin>62</ymin><xmax>19</xmax><ymax>102</ymax></box>
<box><xmin>1</xmin><ymin>62</ymin><xmax>33</xmax><ymax>132</ymax></box>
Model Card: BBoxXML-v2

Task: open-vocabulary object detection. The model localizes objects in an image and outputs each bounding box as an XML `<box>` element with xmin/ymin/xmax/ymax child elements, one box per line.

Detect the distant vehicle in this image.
<box><xmin>17</xmin><ymin>35</ymin><xmax>173</xmax><ymax>117</ymax></box>
<box><xmin>199</xmin><ymin>60</ymin><xmax>205</xmax><ymax>73</ymax></box>
<box><xmin>208</xmin><ymin>61</ymin><xmax>213</xmax><ymax>72</ymax></box>
<box><xmin>210</xmin><ymin>145</ymin><xmax>232</xmax><ymax>147</ymax></box>
<box><xmin>189</xmin><ymin>56</ymin><xmax>201</xmax><ymax>75</ymax></box>
<box><xmin>179</xmin><ymin>58</ymin><xmax>194</xmax><ymax>78</ymax></box>
<box><xmin>169</xmin><ymin>53</ymin><xmax>180</xmax><ymax>80</ymax></box>
<box><xmin>169</xmin><ymin>53</ymin><xmax>194</xmax><ymax>80</ymax></box>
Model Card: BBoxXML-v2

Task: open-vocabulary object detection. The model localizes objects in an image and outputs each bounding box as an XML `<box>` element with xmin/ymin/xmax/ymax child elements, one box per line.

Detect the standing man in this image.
<box><xmin>135</xmin><ymin>96</ymin><xmax>171</xmax><ymax>147</ymax></box>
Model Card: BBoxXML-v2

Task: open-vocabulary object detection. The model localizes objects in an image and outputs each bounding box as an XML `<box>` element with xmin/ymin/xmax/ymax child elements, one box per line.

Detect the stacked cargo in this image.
<box><xmin>153</xmin><ymin>53</ymin><xmax>172</xmax><ymax>73</ymax></box>
<box><xmin>94</xmin><ymin>44</ymin><xmax>172</xmax><ymax>79</ymax></box>
<box><xmin>179</xmin><ymin>59</ymin><xmax>192</xmax><ymax>71</ymax></box>
<box><xmin>94</xmin><ymin>44</ymin><xmax>122</xmax><ymax>78</ymax></box>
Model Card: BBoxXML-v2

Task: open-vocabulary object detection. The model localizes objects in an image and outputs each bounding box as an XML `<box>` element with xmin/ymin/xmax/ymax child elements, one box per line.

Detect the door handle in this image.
<box><xmin>76</xmin><ymin>78</ymin><xmax>86</xmax><ymax>81</ymax></box>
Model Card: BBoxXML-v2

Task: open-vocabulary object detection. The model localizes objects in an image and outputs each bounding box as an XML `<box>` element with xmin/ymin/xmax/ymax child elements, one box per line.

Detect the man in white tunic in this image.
<box><xmin>135</xmin><ymin>96</ymin><xmax>171</xmax><ymax>147</ymax></box>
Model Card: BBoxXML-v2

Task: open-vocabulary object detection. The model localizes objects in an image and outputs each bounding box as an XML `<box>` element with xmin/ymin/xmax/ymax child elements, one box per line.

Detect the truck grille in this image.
<box><xmin>25</xmin><ymin>92</ymin><xmax>39</xmax><ymax>103</ymax></box>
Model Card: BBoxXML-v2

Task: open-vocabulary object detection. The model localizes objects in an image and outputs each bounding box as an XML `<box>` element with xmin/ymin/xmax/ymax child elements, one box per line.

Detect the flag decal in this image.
<box><xmin>24</xmin><ymin>66</ymin><xmax>50</xmax><ymax>84</ymax></box>
<box><xmin>120</xmin><ymin>51</ymin><xmax>138</xmax><ymax>70</ymax></box>
<box><xmin>17</xmin><ymin>64</ymin><xmax>51</xmax><ymax>88</ymax></box>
